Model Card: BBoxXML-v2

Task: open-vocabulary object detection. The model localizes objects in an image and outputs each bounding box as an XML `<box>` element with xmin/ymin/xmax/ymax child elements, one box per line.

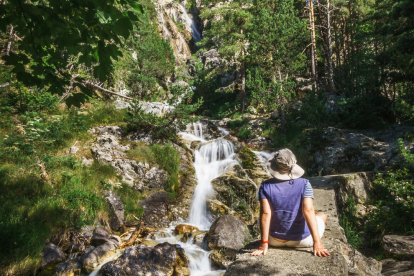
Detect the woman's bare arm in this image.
<box><xmin>251</xmin><ymin>198</ymin><xmax>271</xmax><ymax>256</ymax></box>
<box><xmin>302</xmin><ymin>197</ymin><xmax>330</xmax><ymax>257</ymax></box>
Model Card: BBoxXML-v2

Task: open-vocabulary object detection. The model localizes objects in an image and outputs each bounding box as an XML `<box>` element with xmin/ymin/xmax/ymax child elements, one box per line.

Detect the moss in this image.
<box><xmin>239</xmin><ymin>147</ymin><xmax>256</xmax><ymax>170</ymax></box>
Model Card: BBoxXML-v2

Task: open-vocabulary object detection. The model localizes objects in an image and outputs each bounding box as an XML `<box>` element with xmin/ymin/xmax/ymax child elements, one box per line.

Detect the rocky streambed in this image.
<box><xmin>40</xmin><ymin>120</ymin><xmax>414</xmax><ymax>276</ymax></box>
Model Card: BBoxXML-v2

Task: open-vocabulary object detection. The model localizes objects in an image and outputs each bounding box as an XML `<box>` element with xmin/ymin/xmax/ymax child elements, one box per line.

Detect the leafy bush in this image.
<box><xmin>227</xmin><ymin>118</ymin><xmax>250</xmax><ymax>130</ymax></box>
<box><xmin>337</xmin><ymin>95</ymin><xmax>395</xmax><ymax>129</ymax></box>
<box><xmin>237</xmin><ymin>127</ymin><xmax>252</xmax><ymax>140</ymax></box>
<box><xmin>339</xmin><ymin>195</ymin><xmax>363</xmax><ymax>249</ymax></box>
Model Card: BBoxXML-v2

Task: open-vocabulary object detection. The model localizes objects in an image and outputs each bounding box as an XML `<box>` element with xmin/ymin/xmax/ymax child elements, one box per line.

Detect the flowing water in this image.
<box><xmin>90</xmin><ymin>122</ymin><xmax>235</xmax><ymax>276</ymax></box>
<box><xmin>178</xmin><ymin>4</ymin><xmax>202</xmax><ymax>42</ymax></box>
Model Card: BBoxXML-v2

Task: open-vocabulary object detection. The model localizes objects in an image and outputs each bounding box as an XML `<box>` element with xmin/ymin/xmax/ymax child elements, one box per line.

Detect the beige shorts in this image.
<box><xmin>269</xmin><ymin>216</ymin><xmax>325</xmax><ymax>248</ymax></box>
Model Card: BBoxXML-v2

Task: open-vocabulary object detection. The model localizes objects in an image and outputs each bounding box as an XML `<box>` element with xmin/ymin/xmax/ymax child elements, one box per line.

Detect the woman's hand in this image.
<box><xmin>313</xmin><ymin>241</ymin><xmax>330</xmax><ymax>257</ymax></box>
<box><xmin>251</xmin><ymin>243</ymin><xmax>268</xmax><ymax>256</ymax></box>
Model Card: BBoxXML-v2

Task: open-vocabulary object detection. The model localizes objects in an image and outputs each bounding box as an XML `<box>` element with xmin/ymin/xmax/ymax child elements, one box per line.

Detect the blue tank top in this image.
<box><xmin>258</xmin><ymin>178</ymin><xmax>311</xmax><ymax>241</ymax></box>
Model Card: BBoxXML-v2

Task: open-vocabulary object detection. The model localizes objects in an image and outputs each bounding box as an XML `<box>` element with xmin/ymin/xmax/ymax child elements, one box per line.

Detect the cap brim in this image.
<box><xmin>266</xmin><ymin>162</ymin><xmax>305</xmax><ymax>180</ymax></box>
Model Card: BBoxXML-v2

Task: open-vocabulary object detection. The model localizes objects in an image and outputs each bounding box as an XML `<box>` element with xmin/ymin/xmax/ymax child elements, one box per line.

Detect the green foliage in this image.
<box><xmin>339</xmin><ymin>195</ymin><xmax>363</xmax><ymax>249</ymax></box>
<box><xmin>151</xmin><ymin>144</ymin><xmax>181</xmax><ymax>197</ymax></box>
<box><xmin>239</xmin><ymin>147</ymin><xmax>256</xmax><ymax>169</ymax></box>
<box><xmin>0</xmin><ymin>0</ymin><xmax>142</xmax><ymax>106</ymax></box>
<box><xmin>336</xmin><ymin>95</ymin><xmax>395</xmax><ymax>129</ymax></box>
<box><xmin>125</xmin><ymin>85</ymin><xmax>203</xmax><ymax>141</ymax></box>
<box><xmin>115</xmin><ymin>10</ymin><xmax>175</xmax><ymax>99</ymax></box>
<box><xmin>117</xmin><ymin>184</ymin><xmax>145</xmax><ymax>221</ymax></box>
<box><xmin>365</xmin><ymin>168</ymin><xmax>414</xmax><ymax>247</ymax></box>
<box><xmin>237</xmin><ymin>127</ymin><xmax>252</xmax><ymax>140</ymax></box>
<box><xmin>227</xmin><ymin>118</ymin><xmax>250</xmax><ymax>130</ymax></box>
<box><xmin>0</xmin><ymin>160</ymin><xmax>117</xmax><ymax>271</ymax></box>
<box><xmin>0</xmin><ymin>83</ymin><xmax>58</xmax><ymax>114</ymax></box>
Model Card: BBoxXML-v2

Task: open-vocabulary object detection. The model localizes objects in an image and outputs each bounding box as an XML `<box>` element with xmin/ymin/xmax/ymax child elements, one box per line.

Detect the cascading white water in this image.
<box><xmin>253</xmin><ymin>150</ymin><xmax>275</xmax><ymax>176</ymax></box>
<box><xmin>189</xmin><ymin>139</ymin><xmax>236</xmax><ymax>229</ymax></box>
<box><xmin>178</xmin><ymin>4</ymin><xmax>202</xmax><ymax>42</ymax></box>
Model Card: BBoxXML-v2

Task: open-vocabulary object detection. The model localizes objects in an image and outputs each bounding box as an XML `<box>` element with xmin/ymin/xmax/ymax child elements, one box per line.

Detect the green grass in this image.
<box><xmin>117</xmin><ymin>184</ymin><xmax>145</xmax><ymax>221</ymax></box>
<box><xmin>0</xmin><ymin>160</ymin><xmax>119</xmax><ymax>275</ymax></box>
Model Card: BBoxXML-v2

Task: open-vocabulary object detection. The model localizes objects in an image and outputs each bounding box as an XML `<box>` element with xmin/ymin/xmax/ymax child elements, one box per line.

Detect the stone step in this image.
<box><xmin>224</xmin><ymin>174</ymin><xmax>382</xmax><ymax>276</ymax></box>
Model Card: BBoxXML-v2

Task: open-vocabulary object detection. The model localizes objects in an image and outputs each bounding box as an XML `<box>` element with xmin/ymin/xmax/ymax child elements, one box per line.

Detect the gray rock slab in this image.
<box><xmin>383</xmin><ymin>235</ymin><xmax>414</xmax><ymax>260</ymax></box>
<box><xmin>224</xmin><ymin>175</ymin><xmax>382</xmax><ymax>276</ymax></box>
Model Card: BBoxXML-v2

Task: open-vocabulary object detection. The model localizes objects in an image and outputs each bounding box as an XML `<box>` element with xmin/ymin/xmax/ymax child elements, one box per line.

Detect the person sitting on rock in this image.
<box><xmin>251</xmin><ymin>148</ymin><xmax>330</xmax><ymax>257</ymax></box>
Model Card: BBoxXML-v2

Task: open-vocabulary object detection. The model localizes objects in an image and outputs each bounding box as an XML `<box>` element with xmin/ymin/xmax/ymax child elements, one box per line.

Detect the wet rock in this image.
<box><xmin>383</xmin><ymin>235</ymin><xmax>414</xmax><ymax>260</ymax></box>
<box><xmin>41</xmin><ymin>242</ymin><xmax>66</xmax><ymax>270</ymax></box>
<box><xmin>193</xmin><ymin>232</ymin><xmax>207</xmax><ymax>248</ymax></box>
<box><xmin>81</xmin><ymin>241</ymin><xmax>118</xmax><ymax>273</ymax></box>
<box><xmin>381</xmin><ymin>259</ymin><xmax>414</xmax><ymax>276</ymax></box>
<box><xmin>211</xmin><ymin>163</ymin><xmax>258</xmax><ymax>223</ymax></box>
<box><xmin>141</xmin><ymin>240</ymin><xmax>159</xmax><ymax>247</ymax></box>
<box><xmin>190</xmin><ymin>140</ymin><xmax>202</xmax><ymax>150</ymax></box>
<box><xmin>174</xmin><ymin>224</ymin><xmax>199</xmax><ymax>235</ymax></box>
<box><xmin>207</xmin><ymin>215</ymin><xmax>252</xmax><ymax>268</ymax></box>
<box><xmin>332</xmin><ymin>172</ymin><xmax>375</xmax><ymax>218</ymax></box>
<box><xmin>237</xmin><ymin>147</ymin><xmax>269</xmax><ymax>186</ymax></box>
<box><xmin>54</xmin><ymin>258</ymin><xmax>81</xmax><ymax>276</ymax></box>
<box><xmin>105</xmin><ymin>191</ymin><xmax>125</xmax><ymax>232</ymax></box>
<box><xmin>208</xmin><ymin>215</ymin><xmax>252</xmax><ymax>251</ymax></box>
<box><xmin>100</xmin><ymin>243</ymin><xmax>189</xmax><ymax>276</ymax></box>
<box><xmin>174</xmin><ymin>266</ymin><xmax>191</xmax><ymax>276</ymax></box>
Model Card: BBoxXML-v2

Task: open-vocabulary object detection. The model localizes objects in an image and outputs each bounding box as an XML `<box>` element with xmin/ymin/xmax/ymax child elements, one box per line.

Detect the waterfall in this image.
<box><xmin>189</xmin><ymin>138</ymin><xmax>236</xmax><ymax>229</ymax></box>
<box><xmin>178</xmin><ymin>4</ymin><xmax>201</xmax><ymax>42</ymax></box>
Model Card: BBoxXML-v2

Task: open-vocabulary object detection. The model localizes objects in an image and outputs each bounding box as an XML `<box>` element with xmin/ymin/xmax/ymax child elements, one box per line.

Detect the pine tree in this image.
<box><xmin>248</xmin><ymin>0</ymin><xmax>308</xmax><ymax>108</ymax></box>
<box><xmin>200</xmin><ymin>0</ymin><xmax>252</xmax><ymax>112</ymax></box>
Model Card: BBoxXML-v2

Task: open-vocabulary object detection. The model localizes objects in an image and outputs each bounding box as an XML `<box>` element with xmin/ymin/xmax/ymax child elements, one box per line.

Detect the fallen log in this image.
<box><xmin>121</xmin><ymin>220</ymin><xmax>144</xmax><ymax>248</ymax></box>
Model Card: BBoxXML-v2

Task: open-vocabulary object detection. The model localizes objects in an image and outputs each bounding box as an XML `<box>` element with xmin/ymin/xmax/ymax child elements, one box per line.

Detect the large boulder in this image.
<box><xmin>381</xmin><ymin>259</ymin><xmax>414</xmax><ymax>276</ymax></box>
<box><xmin>332</xmin><ymin>172</ymin><xmax>375</xmax><ymax>218</ymax></box>
<box><xmin>383</xmin><ymin>235</ymin><xmax>414</xmax><ymax>260</ymax></box>
<box><xmin>211</xmin><ymin>163</ymin><xmax>258</xmax><ymax>223</ymax></box>
<box><xmin>100</xmin><ymin>243</ymin><xmax>189</xmax><ymax>276</ymax></box>
<box><xmin>311</xmin><ymin>126</ymin><xmax>414</xmax><ymax>175</ymax></box>
<box><xmin>90</xmin><ymin>227</ymin><xmax>121</xmax><ymax>248</ymax></box>
<box><xmin>207</xmin><ymin>215</ymin><xmax>252</xmax><ymax>268</ymax></box>
<box><xmin>105</xmin><ymin>191</ymin><xmax>125</xmax><ymax>232</ymax></box>
<box><xmin>41</xmin><ymin>242</ymin><xmax>66</xmax><ymax>270</ymax></box>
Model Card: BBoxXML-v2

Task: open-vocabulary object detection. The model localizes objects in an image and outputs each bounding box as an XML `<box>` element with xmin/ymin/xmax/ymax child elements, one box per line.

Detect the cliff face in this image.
<box><xmin>155</xmin><ymin>0</ymin><xmax>202</xmax><ymax>65</ymax></box>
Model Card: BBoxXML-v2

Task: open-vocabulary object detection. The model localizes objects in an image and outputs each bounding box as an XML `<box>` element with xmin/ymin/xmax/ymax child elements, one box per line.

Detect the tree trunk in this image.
<box><xmin>5</xmin><ymin>25</ymin><xmax>14</xmax><ymax>56</ymax></box>
<box><xmin>326</xmin><ymin>0</ymin><xmax>336</xmax><ymax>92</ymax></box>
<box><xmin>240</xmin><ymin>28</ymin><xmax>246</xmax><ymax>113</ymax></box>
<box><xmin>309</xmin><ymin>0</ymin><xmax>318</xmax><ymax>88</ymax></box>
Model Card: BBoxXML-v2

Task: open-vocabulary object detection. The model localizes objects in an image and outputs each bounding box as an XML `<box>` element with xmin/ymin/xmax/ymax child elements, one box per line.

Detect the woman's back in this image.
<box><xmin>259</xmin><ymin>178</ymin><xmax>311</xmax><ymax>241</ymax></box>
